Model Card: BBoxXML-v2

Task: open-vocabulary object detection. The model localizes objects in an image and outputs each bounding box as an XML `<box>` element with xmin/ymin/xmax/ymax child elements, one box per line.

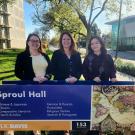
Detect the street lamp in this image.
<box><xmin>115</xmin><ymin>0</ymin><xmax>123</xmax><ymax>60</ymax></box>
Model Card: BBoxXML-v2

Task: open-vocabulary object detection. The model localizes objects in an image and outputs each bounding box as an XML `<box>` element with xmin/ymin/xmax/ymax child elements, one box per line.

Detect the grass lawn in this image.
<box><xmin>0</xmin><ymin>49</ymin><xmax>53</xmax><ymax>84</ymax></box>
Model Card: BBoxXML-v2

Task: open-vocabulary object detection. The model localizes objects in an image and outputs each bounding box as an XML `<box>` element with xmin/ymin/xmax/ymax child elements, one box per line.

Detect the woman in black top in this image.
<box><xmin>50</xmin><ymin>32</ymin><xmax>82</xmax><ymax>135</ymax></box>
<box><xmin>83</xmin><ymin>36</ymin><xmax>116</xmax><ymax>82</ymax></box>
<box><xmin>51</xmin><ymin>31</ymin><xmax>82</xmax><ymax>83</ymax></box>
<box><xmin>15</xmin><ymin>33</ymin><xmax>52</xmax><ymax>135</ymax></box>
<box><xmin>15</xmin><ymin>33</ymin><xmax>51</xmax><ymax>83</ymax></box>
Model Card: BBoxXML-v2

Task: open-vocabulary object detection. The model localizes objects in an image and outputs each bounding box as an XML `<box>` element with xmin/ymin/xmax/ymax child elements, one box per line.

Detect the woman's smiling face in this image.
<box><xmin>62</xmin><ymin>34</ymin><xmax>72</xmax><ymax>49</ymax></box>
<box><xmin>90</xmin><ymin>38</ymin><xmax>101</xmax><ymax>53</ymax></box>
<box><xmin>28</xmin><ymin>35</ymin><xmax>40</xmax><ymax>50</ymax></box>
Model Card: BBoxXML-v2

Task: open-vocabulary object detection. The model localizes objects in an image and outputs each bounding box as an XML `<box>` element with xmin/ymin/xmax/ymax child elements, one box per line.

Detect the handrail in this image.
<box><xmin>2</xmin><ymin>80</ymin><xmax>135</xmax><ymax>85</ymax></box>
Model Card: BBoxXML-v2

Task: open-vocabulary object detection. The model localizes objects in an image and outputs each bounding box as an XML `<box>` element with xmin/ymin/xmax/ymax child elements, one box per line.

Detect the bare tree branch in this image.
<box><xmin>32</xmin><ymin>2</ymin><xmax>47</xmax><ymax>25</ymax></box>
<box><xmin>91</xmin><ymin>0</ymin><xmax>108</xmax><ymax>26</ymax></box>
<box><xmin>93</xmin><ymin>6</ymin><xmax>101</xmax><ymax>10</ymax></box>
<box><xmin>78</xmin><ymin>32</ymin><xmax>86</xmax><ymax>37</ymax></box>
<box><xmin>75</xmin><ymin>9</ymin><xmax>88</xmax><ymax>28</ymax></box>
<box><xmin>65</xmin><ymin>1</ymin><xmax>88</xmax><ymax>29</ymax></box>
<box><xmin>88</xmin><ymin>0</ymin><xmax>95</xmax><ymax>25</ymax></box>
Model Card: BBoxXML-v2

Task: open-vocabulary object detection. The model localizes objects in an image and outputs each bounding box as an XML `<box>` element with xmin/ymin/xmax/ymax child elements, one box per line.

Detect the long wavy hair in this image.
<box><xmin>59</xmin><ymin>31</ymin><xmax>76</xmax><ymax>54</ymax></box>
<box><xmin>25</xmin><ymin>33</ymin><xmax>43</xmax><ymax>53</ymax></box>
<box><xmin>88</xmin><ymin>36</ymin><xmax>107</xmax><ymax>55</ymax></box>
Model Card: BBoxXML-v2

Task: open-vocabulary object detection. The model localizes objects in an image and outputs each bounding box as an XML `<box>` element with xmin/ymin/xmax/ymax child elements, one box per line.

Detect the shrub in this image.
<box><xmin>115</xmin><ymin>58</ymin><xmax>135</xmax><ymax>77</ymax></box>
<box><xmin>46</xmin><ymin>49</ymin><xmax>53</xmax><ymax>55</ymax></box>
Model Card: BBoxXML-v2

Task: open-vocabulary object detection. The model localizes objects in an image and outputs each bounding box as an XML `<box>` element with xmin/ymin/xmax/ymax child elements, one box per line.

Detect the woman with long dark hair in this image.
<box><xmin>15</xmin><ymin>33</ymin><xmax>52</xmax><ymax>135</ymax></box>
<box><xmin>83</xmin><ymin>36</ymin><xmax>116</xmax><ymax>82</ymax></box>
<box><xmin>15</xmin><ymin>33</ymin><xmax>51</xmax><ymax>83</ymax></box>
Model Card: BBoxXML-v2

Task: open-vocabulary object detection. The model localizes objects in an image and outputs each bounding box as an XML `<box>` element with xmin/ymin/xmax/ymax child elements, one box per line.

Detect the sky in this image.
<box><xmin>23</xmin><ymin>1</ymin><xmax>135</xmax><ymax>38</ymax></box>
<box><xmin>24</xmin><ymin>1</ymin><xmax>39</xmax><ymax>38</ymax></box>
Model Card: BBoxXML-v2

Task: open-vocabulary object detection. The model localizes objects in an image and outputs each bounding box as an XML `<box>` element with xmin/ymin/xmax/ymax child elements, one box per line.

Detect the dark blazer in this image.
<box><xmin>51</xmin><ymin>49</ymin><xmax>82</xmax><ymax>80</ymax></box>
<box><xmin>15</xmin><ymin>51</ymin><xmax>51</xmax><ymax>80</ymax></box>
<box><xmin>83</xmin><ymin>53</ymin><xmax>116</xmax><ymax>81</ymax></box>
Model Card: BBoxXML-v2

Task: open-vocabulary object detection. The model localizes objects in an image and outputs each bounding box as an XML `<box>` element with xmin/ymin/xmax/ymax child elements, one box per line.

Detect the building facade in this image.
<box><xmin>106</xmin><ymin>15</ymin><xmax>135</xmax><ymax>50</ymax></box>
<box><xmin>0</xmin><ymin>0</ymin><xmax>25</xmax><ymax>49</ymax></box>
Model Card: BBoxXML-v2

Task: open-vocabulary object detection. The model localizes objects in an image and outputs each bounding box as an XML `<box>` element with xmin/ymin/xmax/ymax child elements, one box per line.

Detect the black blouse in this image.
<box><xmin>51</xmin><ymin>49</ymin><xmax>82</xmax><ymax>80</ymax></box>
<box><xmin>15</xmin><ymin>51</ymin><xmax>51</xmax><ymax>80</ymax></box>
<box><xmin>83</xmin><ymin>53</ymin><xmax>116</xmax><ymax>81</ymax></box>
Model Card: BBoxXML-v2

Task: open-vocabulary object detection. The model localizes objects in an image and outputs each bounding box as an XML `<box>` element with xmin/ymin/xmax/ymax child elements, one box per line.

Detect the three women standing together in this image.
<box><xmin>15</xmin><ymin>32</ymin><xmax>116</xmax><ymax>83</ymax></box>
<box><xmin>15</xmin><ymin>32</ymin><xmax>83</xmax><ymax>84</ymax></box>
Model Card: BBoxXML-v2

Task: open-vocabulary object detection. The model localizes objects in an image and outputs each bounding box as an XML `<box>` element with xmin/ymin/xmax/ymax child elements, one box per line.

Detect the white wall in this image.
<box><xmin>124</xmin><ymin>22</ymin><xmax>135</xmax><ymax>37</ymax></box>
<box><xmin>8</xmin><ymin>0</ymin><xmax>25</xmax><ymax>48</ymax></box>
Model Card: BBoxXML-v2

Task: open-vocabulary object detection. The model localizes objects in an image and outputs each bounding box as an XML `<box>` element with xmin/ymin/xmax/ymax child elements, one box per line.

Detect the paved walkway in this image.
<box><xmin>108</xmin><ymin>49</ymin><xmax>135</xmax><ymax>65</ymax></box>
<box><xmin>108</xmin><ymin>49</ymin><xmax>135</xmax><ymax>61</ymax></box>
<box><xmin>117</xmin><ymin>71</ymin><xmax>135</xmax><ymax>81</ymax></box>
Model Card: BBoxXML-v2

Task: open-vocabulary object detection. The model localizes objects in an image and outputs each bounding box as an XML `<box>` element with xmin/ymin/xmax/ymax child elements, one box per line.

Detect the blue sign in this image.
<box><xmin>0</xmin><ymin>85</ymin><xmax>91</xmax><ymax>120</ymax></box>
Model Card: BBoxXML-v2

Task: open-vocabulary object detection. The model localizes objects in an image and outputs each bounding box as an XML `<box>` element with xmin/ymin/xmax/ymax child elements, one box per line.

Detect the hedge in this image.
<box><xmin>115</xmin><ymin>58</ymin><xmax>135</xmax><ymax>77</ymax></box>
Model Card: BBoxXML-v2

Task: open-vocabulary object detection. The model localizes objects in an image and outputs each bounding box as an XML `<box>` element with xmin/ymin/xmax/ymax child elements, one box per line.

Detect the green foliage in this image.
<box><xmin>115</xmin><ymin>58</ymin><xmax>135</xmax><ymax>77</ymax></box>
<box><xmin>0</xmin><ymin>49</ymin><xmax>21</xmax><ymax>83</ymax></box>
<box><xmin>53</xmin><ymin>3</ymin><xmax>84</xmax><ymax>33</ymax></box>
<box><xmin>32</xmin><ymin>1</ymin><xmax>86</xmax><ymax>35</ymax></box>
<box><xmin>0</xmin><ymin>0</ymin><xmax>15</xmax><ymax>6</ymax></box>
<box><xmin>46</xmin><ymin>49</ymin><xmax>53</xmax><ymax>56</ymax></box>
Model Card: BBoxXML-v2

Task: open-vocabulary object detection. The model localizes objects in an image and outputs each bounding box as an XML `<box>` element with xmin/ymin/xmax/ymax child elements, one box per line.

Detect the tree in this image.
<box><xmin>31</xmin><ymin>1</ymin><xmax>86</xmax><ymax>37</ymax></box>
<box><xmin>28</xmin><ymin>0</ymin><xmax>134</xmax><ymax>52</ymax></box>
<box><xmin>33</xmin><ymin>27</ymin><xmax>50</xmax><ymax>48</ymax></box>
<box><xmin>91</xmin><ymin>23</ymin><xmax>101</xmax><ymax>37</ymax></box>
<box><xmin>0</xmin><ymin>0</ymin><xmax>15</xmax><ymax>6</ymax></box>
<box><xmin>34</xmin><ymin>27</ymin><xmax>49</xmax><ymax>40</ymax></box>
<box><xmin>49</xmin><ymin>37</ymin><xmax>59</xmax><ymax>46</ymax></box>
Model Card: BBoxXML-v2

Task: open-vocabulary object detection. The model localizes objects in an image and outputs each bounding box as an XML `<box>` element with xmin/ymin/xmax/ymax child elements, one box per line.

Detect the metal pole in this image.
<box><xmin>115</xmin><ymin>0</ymin><xmax>123</xmax><ymax>60</ymax></box>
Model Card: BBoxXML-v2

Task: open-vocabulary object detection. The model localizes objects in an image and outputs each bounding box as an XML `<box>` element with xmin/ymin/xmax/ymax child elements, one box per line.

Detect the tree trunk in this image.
<box><xmin>85</xmin><ymin>29</ymin><xmax>91</xmax><ymax>55</ymax></box>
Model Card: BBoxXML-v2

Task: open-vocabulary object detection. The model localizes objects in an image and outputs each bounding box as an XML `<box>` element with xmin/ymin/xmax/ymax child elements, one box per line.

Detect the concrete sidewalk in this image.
<box><xmin>117</xmin><ymin>71</ymin><xmax>135</xmax><ymax>81</ymax></box>
<box><xmin>107</xmin><ymin>49</ymin><xmax>135</xmax><ymax>61</ymax></box>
